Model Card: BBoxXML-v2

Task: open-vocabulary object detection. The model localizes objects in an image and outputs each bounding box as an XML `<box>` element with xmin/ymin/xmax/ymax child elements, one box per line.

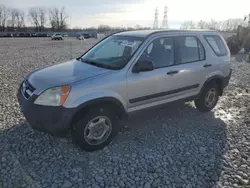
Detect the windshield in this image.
<box><xmin>80</xmin><ymin>35</ymin><xmax>144</xmax><ymax>69</ymax></box>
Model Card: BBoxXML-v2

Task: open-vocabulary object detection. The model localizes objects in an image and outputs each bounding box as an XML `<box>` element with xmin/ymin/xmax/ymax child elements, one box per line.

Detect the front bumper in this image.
<box><xmin>17</xmin><ymin>84</ymin><xmax>74</xmax><ymax>137</ymax></box>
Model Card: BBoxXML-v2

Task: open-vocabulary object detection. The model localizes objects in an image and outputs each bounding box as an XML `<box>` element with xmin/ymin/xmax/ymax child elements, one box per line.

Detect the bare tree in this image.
<box><xmin>10</xmin><ymin>8</ymin><xmax>17</xmax><ymax>27</ymax></box>
<box><xmin>29</xmin><ymin>7</ymin><xmax>40</xmax><ymax>31</ymax></box>
<box><xmin>206</xmin><ymin>19</ymin><xmax>220</xmax><ymax>30</ymax></box>
<box><xmin>0</xmin><ymin>5</ymin><xmax>9</xmax><ymax>31</ymax></box>
<box><xmin>180</xmin><ymin>21</ymin><xmax>196</xmax><ymax>29</ymax></box>
<box><xmin>97</xmin><ymin>25</ymin><xmax>111</xmax><ymax>33</ymax></box>
<box><xmin>38</xmin><ymin>8</ymin><xmax>46</xmax><ymax>31</ymax></box>
<box><xmin>219</xmin><ymin>18</ymin><xmax>246</xmax><ymax>32</ymax></box>
<box><xmin>49</xmin><ymin>7</ymin><xmax>68</xmax><ymax>31</ymax></box>
<box><xmin>0</xmin><ymin>6</ymin><xmax>3</xmax><ymax>31</ymax></box>
<box><xmin>18</xmin><ymin>11</ymin><xmax>25</xmax><ymax>28</ymax></box>
<box><xmin>181</xmin><ymin>18</ymin><xmax>248</xmax><ymax>32</ymax></box>
<box><xmin>9</xmin><ymin>8</ymin><xmax>25</xmax><ymax>28</ymax></box>
<box><xmin>197</xmin><ymin>20</ymin><xmax>207</xmax><ymax>29</ymax></box>
<box><xmin>13</xmin><ymin>9</ymin><xmax>25</xmax><ymax>28</ymax></box>
<box><xmin>59</xmin><ymin>7</ymin><xmax>67</xmax><ymax>30</ymax></box>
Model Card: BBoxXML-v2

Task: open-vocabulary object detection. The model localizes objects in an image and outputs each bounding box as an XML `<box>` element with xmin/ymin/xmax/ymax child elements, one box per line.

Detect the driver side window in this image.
<box><xmin>138</xmin><ymin>37</ymin><xmax>174</xmax><ymax>68</ymax></box>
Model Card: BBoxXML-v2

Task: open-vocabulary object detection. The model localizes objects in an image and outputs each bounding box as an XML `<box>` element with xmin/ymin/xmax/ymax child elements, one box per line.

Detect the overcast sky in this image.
<box><xmin>1</xmin><ymin>0</ymin><xmax>250</xmax><ymax>28</ymax></box>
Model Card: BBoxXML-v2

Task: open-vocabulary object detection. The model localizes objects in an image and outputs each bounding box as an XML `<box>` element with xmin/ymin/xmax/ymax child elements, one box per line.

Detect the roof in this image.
<box><xmin>114</xmin><ymin>29</ymin><xmax>217</xmax><ymax>38</ymax></box>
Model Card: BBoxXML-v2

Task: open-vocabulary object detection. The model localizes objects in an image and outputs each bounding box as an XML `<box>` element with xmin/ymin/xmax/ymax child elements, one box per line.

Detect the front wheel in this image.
<box><xmin>71</xmin><ymin>106</ymin><xmax>119</xmax><ymax>151</ymax></box>
<box><xmin>195</xmin><ymin>82</ymin><xmax>219</xmax><ymax>112</ymax></box>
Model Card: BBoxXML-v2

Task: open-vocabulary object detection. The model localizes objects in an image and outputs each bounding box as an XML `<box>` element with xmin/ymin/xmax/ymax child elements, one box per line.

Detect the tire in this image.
<box><xmin>195</xmin><ymin>82</ymin><xmax>219</xmax><ymax>112</ymax></box>
<box><xmin>71</xmin><ymin>106</ymin><xmax>119</xmax><ymax>151</ymax></box>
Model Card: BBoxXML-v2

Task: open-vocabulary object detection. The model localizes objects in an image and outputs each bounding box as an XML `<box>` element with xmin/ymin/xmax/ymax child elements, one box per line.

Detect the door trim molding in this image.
<box><xmin>129</xmin><ymin>84</ymin><xmax>199</xmax><ymax>103</ymax></box>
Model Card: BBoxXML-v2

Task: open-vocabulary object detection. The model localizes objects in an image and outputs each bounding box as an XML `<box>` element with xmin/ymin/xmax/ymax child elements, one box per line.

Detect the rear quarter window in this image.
<box><xmin>204</xmin><ymin>35</ymin><xmax>227</xmax><ymax>56</ymax></box>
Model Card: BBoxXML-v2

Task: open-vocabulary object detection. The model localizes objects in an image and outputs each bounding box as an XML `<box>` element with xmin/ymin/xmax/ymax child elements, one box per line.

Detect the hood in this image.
<box><xmin>28</xmin><ymin>59</ymin><xmax>113</xmax><ymax>89</ymax></box>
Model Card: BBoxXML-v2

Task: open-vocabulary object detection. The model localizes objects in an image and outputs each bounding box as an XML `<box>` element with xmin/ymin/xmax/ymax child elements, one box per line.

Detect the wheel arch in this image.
<box><xmin>70</xmin><ymin>97</ymin><xmax>128</xmax><ymax>128</ymax></box>
<box><xmin>200</xmin><ymin>75</ymin><xmax>224</xmax><ymax>96</ymax></box>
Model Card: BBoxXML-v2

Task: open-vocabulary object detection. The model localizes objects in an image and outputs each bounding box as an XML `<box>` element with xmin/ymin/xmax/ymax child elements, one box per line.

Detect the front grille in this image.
<box><xmin>25</xmin><ymin>80</ymin><xmax>35</xmax><ymax>93</ymax></box>
<box><xmin>21</xmin><ymin>80</ymin><xmax>36</xmax><ymax>99</ymax></box>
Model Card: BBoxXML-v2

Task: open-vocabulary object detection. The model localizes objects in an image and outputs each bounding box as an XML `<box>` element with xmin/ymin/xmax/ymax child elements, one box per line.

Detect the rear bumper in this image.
<box><xmin>222</xmin><ymin>68</ymin><xmax>232</xmax><ymax>88</ymax></box>
<box><xmin>17</xmin><ymin>85</ymin><xmax>75</xmax><ymax>137</ymax></box>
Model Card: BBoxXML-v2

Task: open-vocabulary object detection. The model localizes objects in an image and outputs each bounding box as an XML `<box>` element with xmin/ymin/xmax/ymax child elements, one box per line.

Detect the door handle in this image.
<box><xmin>204</xmin><ymin>64</ymin><xmax>212</xmax><ymax>68</ymax></box>
<box><xmin>167</xmin><ymin>70</ymin><xmax>179</xmax><ymax>75</ymax></box>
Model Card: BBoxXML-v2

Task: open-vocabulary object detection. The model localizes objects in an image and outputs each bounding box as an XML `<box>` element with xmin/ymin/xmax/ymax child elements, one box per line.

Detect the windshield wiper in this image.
<box><xmin>80</xmin><ymin>58</ymin><xmax>119</xmax><ymax>70</ymax></box>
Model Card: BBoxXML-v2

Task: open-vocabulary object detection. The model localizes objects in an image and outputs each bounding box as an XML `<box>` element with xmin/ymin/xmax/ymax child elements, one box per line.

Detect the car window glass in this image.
<box><xmin>185</xmin><ymin>37</ymin><xmax>197</xmax><ymax>47</ymax></box>
<box><xmin>131</xmin><ymin>42</ymin><xmax>141</xmax><ymax>54</ymax></box>
<box><xmin>82</xmin><ymin>36</ymin><xmax>143</xmax><ymax>69</ymax></box>
<box><xmin>176</xmin><ymin>36</ymin><xmax>201</xmax><ymax>64</ymax></box>
<box><xmin>93</xmin><ymin>40</ymin><xmax>125</xmax><ymax>58</ymax></box>
<box><xmin>147</xmin><ymin>43</ymin><xmax>154</xmax><ymax>54</ymax></box>
<box><xmin>138</xmin><ymin>37</ymin><xmax>174</xmax><ymax>68</ymax></box>
<box><xmin>205</xmin><ymin>35</ymin><xmax>227</xmax><ymax>56</ymax></box>
<box><xmin>198</xmin><ymin>41</ymin><xmax>205</xmax><ymax>60</ymax></box>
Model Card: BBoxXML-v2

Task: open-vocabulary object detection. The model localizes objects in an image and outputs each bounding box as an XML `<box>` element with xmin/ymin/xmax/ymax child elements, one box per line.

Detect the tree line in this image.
<box><xmin>180</xmin><ymin>19</ymin><xmax>248</xmax><ymax>32</ymax></box>
<box><xmin>0</xmin><ymin>4</ymin><xmax>68</xmax><ymax>32</ymax></box>
<box><xmin>0</xmin><ymin>4</ymin><xmax>247</xmax><ymax>33</ymax></box>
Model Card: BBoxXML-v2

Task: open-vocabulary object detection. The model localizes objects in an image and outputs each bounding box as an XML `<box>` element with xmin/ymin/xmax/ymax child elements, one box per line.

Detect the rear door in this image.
<box><xmin>159</xmin><ymin>35</ymin><xmax>209</xmax><ymax>100</ymax></box>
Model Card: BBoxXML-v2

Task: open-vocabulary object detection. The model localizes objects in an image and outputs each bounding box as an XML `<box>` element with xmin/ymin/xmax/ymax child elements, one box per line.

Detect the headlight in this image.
<box><xmin>34</xmin><ymin>86</ymin><xmax>70</xmax><ymax>106</ymax></box>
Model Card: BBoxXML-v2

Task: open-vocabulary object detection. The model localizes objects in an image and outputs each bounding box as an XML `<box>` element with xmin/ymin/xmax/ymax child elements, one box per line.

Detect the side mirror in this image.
<box><xmin>132</xmin><ymin>60</ymin><xmax>154</xmax><ymax>73</ymax></box>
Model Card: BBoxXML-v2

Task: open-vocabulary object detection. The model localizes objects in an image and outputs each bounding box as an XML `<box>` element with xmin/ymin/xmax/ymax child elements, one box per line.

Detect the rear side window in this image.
<box><xmin>175</xmin><ymin>36</ymin><xmax>205</xmax><ymax>64</ymax></box>
<box><xmin>204</xmin><ymin>35</ymin><xmax>227</xmax><ymax>56</ymax></box>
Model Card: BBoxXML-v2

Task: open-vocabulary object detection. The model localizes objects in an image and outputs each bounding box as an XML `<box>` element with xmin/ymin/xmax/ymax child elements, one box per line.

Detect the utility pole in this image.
<box><xmin>153</xmin><ymin>8</ymin><xmax>159</xmax><ymax>29</ymax></box>
<box><xmin>248</xmin><ymin>14</ymin><xmax>250</xmax><ymax>27</ymax></box>
<box><xmin>161</xmin><ymin>6</ymin><xmax>168</xmax><ymax>29</ymax></box>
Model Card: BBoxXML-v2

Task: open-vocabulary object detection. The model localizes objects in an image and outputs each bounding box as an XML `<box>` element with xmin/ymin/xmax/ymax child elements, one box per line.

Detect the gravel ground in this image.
<box><xmin>0</xmin><ymin>38</ymin><xmax>250</xmax><ymax>188</ymax></box>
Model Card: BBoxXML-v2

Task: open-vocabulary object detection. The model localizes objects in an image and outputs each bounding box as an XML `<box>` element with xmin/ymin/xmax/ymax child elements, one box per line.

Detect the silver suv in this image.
<box><xmin>17</xmin><ymin>30</ymin><xmax>232</xmax><ymax>151</ymax></box>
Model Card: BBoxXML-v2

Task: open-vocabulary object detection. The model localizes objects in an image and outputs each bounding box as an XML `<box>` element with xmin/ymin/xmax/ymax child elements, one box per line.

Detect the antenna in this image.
<box><xmin>153</xmin><ymin>8</ymin><xmax>159</xmax><ymax>29</ymax></box>
<box><xmin>162</xmin><ymin>6</ymin><xmax>168</xmax><ymax>29</ymax></box>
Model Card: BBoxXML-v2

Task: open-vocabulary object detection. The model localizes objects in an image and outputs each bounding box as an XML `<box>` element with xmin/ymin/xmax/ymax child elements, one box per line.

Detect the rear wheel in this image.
<box><xmin>71</xmin><ymin>106</ymin><xmax>119</xmax><ymax>151</ymax></box>
<box><xmin>195</xmin><ymin>82</ymin><xmax>219</xmax><ymax>112</ymax></box>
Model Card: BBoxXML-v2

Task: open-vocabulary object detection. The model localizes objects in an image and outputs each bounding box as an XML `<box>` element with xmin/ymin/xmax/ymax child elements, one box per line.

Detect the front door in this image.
<box><xmin>126</xmin><ymin>37</ymin><xmax>176</xmax><ymax>111</ymax></box>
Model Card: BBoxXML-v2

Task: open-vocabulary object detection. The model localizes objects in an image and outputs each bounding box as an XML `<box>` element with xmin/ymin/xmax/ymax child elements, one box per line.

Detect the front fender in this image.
<box><xmin>64</xmin><ymin>91</ymin><xmax>127</xmax><ymax>110</ymax></box>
